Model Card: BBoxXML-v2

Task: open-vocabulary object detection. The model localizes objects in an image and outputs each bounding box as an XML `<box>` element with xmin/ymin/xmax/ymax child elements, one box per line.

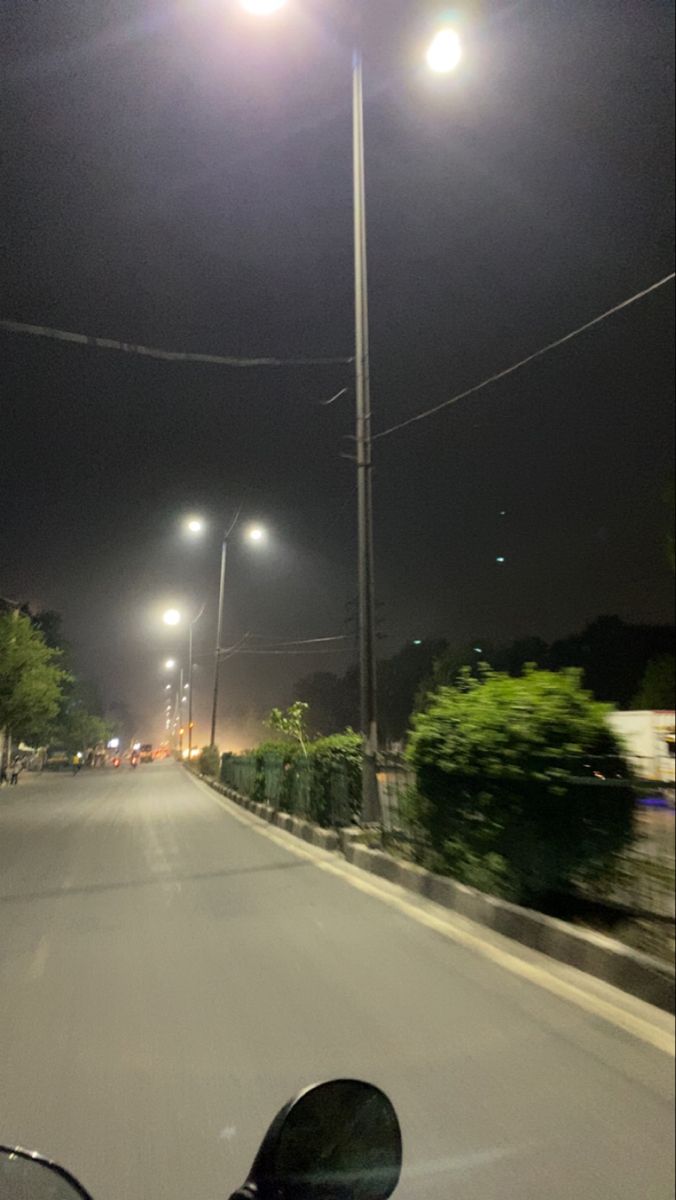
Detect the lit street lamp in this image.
<box><xmin>161</xmin><ymin>605</ymin><xmax>206</xmax><ymax>758</ymax></box>
<box><xmin>240</xmin><ymin>0</ymin><xmax>286</xmax><ymax>12</ymax></box>
<box><xmin>236</xmin><ymin>1</ymin><xmax>462</xmax><ymax>819</ymax></box>
<box><xmin>426</xmin><ymin>28</ymin><xmax>463</xmax><ymax>74</ymax></box>
<box><xmin>184</xmin><ymin>513</ymin><xmax>267</xmax><ymax>748</ymax></box>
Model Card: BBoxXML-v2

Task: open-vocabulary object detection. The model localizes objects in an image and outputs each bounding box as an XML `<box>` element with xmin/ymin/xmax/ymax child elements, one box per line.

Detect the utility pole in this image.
<box><xmin>353</xmin><ymin>44</ymin><xmax>380</xmax><ymax>823</ymax></box>
<box><xmin>188</xmin><ymin>621</ymin><xmax>195</xmax><ymax>760</ymax></box>
<box><xmin>210</xmin><ymin>536</ymin><xmax>228</xmax><ymax>748</ymax></box>
<box><xmin>187</xmin><ymin>604</ymin><xmax>206</xmax><ymax>760</ymax></box>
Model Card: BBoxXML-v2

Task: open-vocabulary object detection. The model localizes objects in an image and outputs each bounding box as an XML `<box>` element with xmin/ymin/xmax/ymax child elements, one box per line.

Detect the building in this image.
<box><xmin>607</xmin><ymin>710</ymin><xmax>675</xmax><ymax>783</ymax></box>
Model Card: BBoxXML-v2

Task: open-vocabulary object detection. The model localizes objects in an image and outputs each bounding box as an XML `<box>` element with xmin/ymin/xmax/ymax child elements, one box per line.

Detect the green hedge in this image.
<box><xmin>199</xmin><ymin>745</ymin><xmax>220</xmax><ymax>778</ymax></box>
<box><xmin>407</xmin><ymin>667</ymin><xmax>635</xmax><ymax>903</ymax></box>
<box><xmin>220</xmin><ymin>731</ymin><xmax>362</xmax><ymax>827</ymax></box>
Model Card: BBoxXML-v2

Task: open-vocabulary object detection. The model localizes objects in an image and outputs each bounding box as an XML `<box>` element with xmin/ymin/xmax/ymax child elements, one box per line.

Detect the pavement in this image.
<box><xmin>0</xmin><ymin>761</ymin><xmax>674</xmax><ymax>1200</ymax></box>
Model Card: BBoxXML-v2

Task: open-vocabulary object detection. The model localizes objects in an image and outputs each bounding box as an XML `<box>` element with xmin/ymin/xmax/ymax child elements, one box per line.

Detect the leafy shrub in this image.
<box><xmin>221</xmin><ymin>730</ymin><xmax>363</xmax><ymax>826</ymax></box>
<box><xmin>199</xmin><ymin>745</ymin><xmax>220</xmax><ymax>778</ymax></box>
<box><xmin>407</xmin><ymin>667</ymin><xmax>635</xmax><ymax>903</ymax></box>
<box><xmin>308</xmin><ymin>731</ymin><xmax>362</xmax><ymax>825</ymax></box>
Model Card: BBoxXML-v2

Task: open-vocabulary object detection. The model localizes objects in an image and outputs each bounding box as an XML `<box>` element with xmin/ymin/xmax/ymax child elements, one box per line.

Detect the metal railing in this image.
<box><xmin>220</xmin><ymin>752</ymin><xmax>358</xmax><ymax>829</ymax></box>
<box><xmin>220</xmin><ymin>749</ymin><xmax>675</xmax><ymax>931</ymax></box>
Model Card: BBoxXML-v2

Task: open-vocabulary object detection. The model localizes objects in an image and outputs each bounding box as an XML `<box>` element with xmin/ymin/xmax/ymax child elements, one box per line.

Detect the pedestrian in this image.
<box><xmin>10</xmin><ymin>756</ymin><xmax>24</xmax><ymax>786</ymax></box>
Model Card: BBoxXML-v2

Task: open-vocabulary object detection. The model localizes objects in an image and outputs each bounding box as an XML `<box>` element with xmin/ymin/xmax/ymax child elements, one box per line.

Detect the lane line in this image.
<box><xmin>189</xmin><ymin>774</ymin><xmax>676</xmax><ymax>1057</ymax></box>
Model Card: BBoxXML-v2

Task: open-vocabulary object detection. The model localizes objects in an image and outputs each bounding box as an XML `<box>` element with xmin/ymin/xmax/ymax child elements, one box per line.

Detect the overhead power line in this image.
<box><xmin>247</xmin><ymin>634</ymin><xmax>349</xmax><ymax>647</ymax></box>
<box><xmin>0</xmin><ymin>318</ymin><xmax>353</xmax><ymax>368</ymax></box>
<box><xmin>373</xmin><ymin>271</ymin><xmax>675</xmax><ymax>442</ymax></box>
<box><xmin>239</xmin><ymin>648</ymin><xmax>348</xmax><ymax>656</ymax></box>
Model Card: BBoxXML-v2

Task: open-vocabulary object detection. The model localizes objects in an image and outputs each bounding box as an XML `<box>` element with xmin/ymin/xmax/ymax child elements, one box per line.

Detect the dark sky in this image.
<box><xmin>1</xmin><ymin>0</ymin><xmax>674</xmax><ymax>745</ymax></box>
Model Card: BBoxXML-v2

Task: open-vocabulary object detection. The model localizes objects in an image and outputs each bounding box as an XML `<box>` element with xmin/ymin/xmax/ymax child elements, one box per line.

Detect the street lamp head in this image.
<box><xmin>240</xmin><ymin>0</ymin><xmax>287</xmax><ymax>14</ymax></box>
<box><xmin>246</xmin><ymin>524</ymin><xmax>266</xmax><ymax>545</ymax></box>
<box><xmin>165</xmin><ymin>659</ymin><xmax>177</xmax><ymax>671</ymax></box>
<box><xmin>185</xmin><ymin>517</ymin><xmax>205</xmax><ymax>536</ymax></box>
<box><xmin>163</xmin><ymin>608</ymin><xmax>182</xmax><ymax>627</ymax></box>
<box><xmin>426</xmin><ymin>28</ymin><xmax>463</xmax><ymax>74</ymax></box>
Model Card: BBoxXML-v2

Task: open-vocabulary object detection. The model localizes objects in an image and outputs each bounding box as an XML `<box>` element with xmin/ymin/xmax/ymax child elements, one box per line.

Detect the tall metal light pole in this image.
<box><xmin>187</xmin><ymin>604</ymin><xmax>206</xmax><ymax>759</ymax></box>
<box><xmin>208</xmin><ymin>511</ymin><xmax>265</xmax><ymax>748</ymax></box>
<box><xmin>237</xmin><ymin>2</ymin><xmax>462</xmax><ymax>817</ymax></box>
<box><xmin>352</xmin><ymin>43</ymin><xmax>380</xmax><ymax>823</ymax></box>
<box><xmin>210</xmin><ymin>534</ymin><xmax>228</xmax><ymax>748</ymax></box>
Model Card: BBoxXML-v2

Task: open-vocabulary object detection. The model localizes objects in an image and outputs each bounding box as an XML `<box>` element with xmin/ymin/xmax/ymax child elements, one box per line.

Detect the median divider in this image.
<box><xmin>192</xmin><ymin>768</ymin><xmax>675</xmax><ymax>1014</ymax></box>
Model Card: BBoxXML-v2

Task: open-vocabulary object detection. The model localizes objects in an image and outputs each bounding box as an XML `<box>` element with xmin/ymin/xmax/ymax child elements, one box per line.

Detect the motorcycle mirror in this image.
<box><xmin>240</xmin><ymin>1079</ymin><xmax>402</xmax><ymax>1200</ymax></box>
<box><xmin>0</xmin><ymin>1147</ymin><xmax>94</xmax><ymax>1200</ymax></box>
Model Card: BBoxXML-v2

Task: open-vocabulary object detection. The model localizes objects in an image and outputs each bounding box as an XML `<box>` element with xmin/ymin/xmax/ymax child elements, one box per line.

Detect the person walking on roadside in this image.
<box><xmin>10</xmin><ymin>756</ymin><xmax>24</xmax><ymax>786</ymax></box>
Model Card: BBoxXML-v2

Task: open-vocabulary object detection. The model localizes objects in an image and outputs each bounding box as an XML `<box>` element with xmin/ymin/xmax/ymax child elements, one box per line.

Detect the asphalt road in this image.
<box><xmin>0</xmin><ymin>762</ymin><xmax>673</xmax><ymax>1200</ymax></box>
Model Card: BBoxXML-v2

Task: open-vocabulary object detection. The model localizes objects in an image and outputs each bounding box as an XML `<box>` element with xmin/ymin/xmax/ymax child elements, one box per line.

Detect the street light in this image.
<box><xmin>240</xmin><ymin>0</ymin><xmax>286</xmax><ymax>13</ymax></box>
<box><xmin>161</xmin><ymin>604</ymin><xmax>206</xmax><ymax>758</ymax></box>
<box><xmin>181</xmin><ymin>512</ymin><xmax>267</xmax><ymax>748</ymax></box>
<box><xmin>426</xmin><ymin>28</ymin><xmax>463</xmax><ymax>74</ymax></box>
<box><xmin>164</xmin><ymin>659</ymin><xmax>177</xmax><ymax>671</ymax></box>
<box><xmin>234</xmin><ymin>6</ymin><xmax>461</xmax><ymax>819</ymax></box>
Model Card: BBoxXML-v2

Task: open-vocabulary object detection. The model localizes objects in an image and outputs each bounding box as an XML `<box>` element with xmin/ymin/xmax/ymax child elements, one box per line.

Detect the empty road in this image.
<box><xmin>0</xmin><ymin>762</ymin><xmax>673</xmax><ymax>1200</ymax></box>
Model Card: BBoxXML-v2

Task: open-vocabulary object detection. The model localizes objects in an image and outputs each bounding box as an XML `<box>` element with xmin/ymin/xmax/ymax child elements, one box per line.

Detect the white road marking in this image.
<box><xmin>29</xmin><ymin>935</ymin><xmax>49</xmax><ymax>980</ymax></box>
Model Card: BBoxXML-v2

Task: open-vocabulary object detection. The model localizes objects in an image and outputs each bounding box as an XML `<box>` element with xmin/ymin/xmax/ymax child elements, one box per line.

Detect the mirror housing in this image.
<box><xmin>0</xmin><ymin>1147</ymin><xmax>94</xmax><ymax>1199</ymax></box>
<box><xmin>236</xmin><ymin>1079</ymin><xmax>402</xmax><ymax>1200</ymax></box>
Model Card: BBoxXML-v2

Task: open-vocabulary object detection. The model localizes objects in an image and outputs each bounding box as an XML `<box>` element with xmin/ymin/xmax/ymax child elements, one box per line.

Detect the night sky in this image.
<box><xmin>2</xmin><ymin>0</ymin><xmax>674</xmax><ymax>745</ymax></box>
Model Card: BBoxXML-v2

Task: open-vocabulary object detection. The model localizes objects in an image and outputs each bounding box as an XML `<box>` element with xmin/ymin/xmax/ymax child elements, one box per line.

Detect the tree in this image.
<box><xmin>378</xmin><ymin>640</ymin><xmax>447</xmax><ymax>743</ymax></box>
<box><xmin>295</xmin><ymin>672</ymin><xmax>349</xmax><ymax>737</ymax></box>
<box><xmin>549</xmin><ymin>616</ymin><xmax>675</xmax><ymax>707</ymax></box>
<box><xmin>199</xmin><ymin>745</ymin><xmax>221</xmax><ymax>777</ymax></box>
<box><xmin>266</xmin><ymin>701</ymin><xmax>310</xmax><ymax>756</ymax></box>
<box><xmin>0</xmin><ymin>610</ymin><xmax>68</xmax><ymax>749</ymax></box>
<box><xmin>54</xmin><ymin>698</ymin><xmax>111</xmax><ymax>755</ymax></box>
<box><xmin>633</xmin><ymin>656</ymin><xmax>676</xmax><ymax>710</ymax></box>
<box><xmin>407</xmin><ymin>666</ymin><xmax>635</xmax><ymax>904</ymax></box>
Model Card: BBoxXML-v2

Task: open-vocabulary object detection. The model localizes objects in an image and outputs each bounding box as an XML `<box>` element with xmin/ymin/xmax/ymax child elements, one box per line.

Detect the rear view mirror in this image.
<box><xmin>245</xmin><ymin>1079</ymin><xmax>402</xmax><ymax>1200</ymax></box>
<box><xmin>0</xmin><ymin>1147</ymin><xmax>94</xmax><ymax>1200</ymax></box>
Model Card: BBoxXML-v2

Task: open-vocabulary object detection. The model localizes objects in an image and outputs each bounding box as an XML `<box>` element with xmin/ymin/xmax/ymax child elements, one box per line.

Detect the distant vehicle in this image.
<box><xmin>44</xmin><ymin>746</ymin><xmax>69</xmax><ymax>771</ymax></box>
<box><xmin>139</xmin><ymin>744</ymin><xmax>153</xmax><ymax>764</ymax></box>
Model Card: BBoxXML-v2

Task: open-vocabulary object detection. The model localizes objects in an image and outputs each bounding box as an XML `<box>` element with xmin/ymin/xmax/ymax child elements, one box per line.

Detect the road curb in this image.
<box><xmin>192</xmin><ymin>769</ymin><xmax>675</xmax><ymax>1014</ymax></box>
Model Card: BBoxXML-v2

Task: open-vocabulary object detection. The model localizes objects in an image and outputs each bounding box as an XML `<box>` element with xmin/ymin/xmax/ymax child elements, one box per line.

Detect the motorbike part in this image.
<box><xmin>232</xmin><ymin>1079</ymin><xmax>402</xmax><ymax>1200</ymax></box>
<box><xmin>0</xmin><ymin>1147</ymin><xmax>94</xmax><ymax>1200</ymax></box>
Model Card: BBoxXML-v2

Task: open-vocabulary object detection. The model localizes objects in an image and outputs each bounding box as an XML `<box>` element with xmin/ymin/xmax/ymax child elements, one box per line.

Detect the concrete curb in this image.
<box><xmin>193</xmin><ymin>769</ymin><xmax>675</xmax><ymax>1014</ymax></box>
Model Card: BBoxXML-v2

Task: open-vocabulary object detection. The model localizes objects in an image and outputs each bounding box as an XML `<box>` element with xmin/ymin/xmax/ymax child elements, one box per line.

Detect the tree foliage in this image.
<box><xmin>266</xmin><ymin>701</ymin><xmax>310</xmax><ymax>755</ymax></box>
<box><xmin>633</xmin><ymin>655</ymin><xmax>675</xmax><ymax>710</ymax></box>
<box><xmin>0</xmin><ymin>611</ymin><xmax>68</xmax><ymax>743</ymax></box>
<box><xmin>407</xmin><ymin>667</ymin><xmax>635</xmax><ymax>903</ymax></box>
<box><xmin>199</xmin><ymin>745</ymin><xmax>221</xmax><ymax>777</ymax></box>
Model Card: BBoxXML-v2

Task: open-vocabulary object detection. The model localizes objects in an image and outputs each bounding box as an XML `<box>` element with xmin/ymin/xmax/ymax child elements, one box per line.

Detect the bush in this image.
<box><xmin>308</xmin><ymin>731</ymin><xmax>363</xmax><ymax>825</ymax></box>
<box><xmin>199</xmin><ymin>745</ymin><xmax>220</xmax><ymax>778</ymax></box>
<box><xmin>221</xmin><ymin>731</ymin><xmax>363</xmax><ymax>826</ymax></box>
<box><xmin>407</xmin><ymin>667</ymin><xmax>635</xmax><ymax>903</ymax></box>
